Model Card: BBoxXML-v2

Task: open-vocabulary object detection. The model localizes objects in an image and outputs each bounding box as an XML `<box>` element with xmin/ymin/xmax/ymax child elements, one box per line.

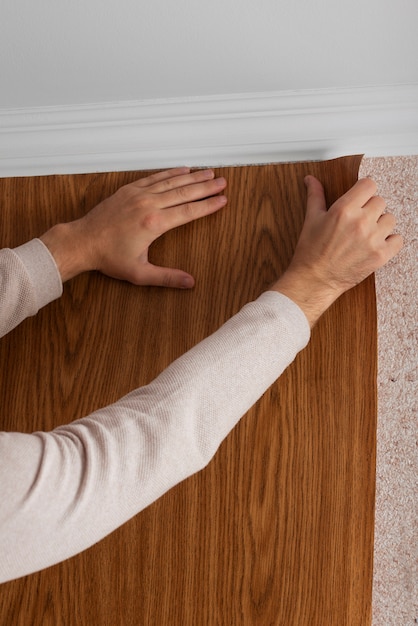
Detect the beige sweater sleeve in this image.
<box><xmin>0</xmin><ymin>239</ymin><xmax>63</xmax><ymax>338</ymax></box>
<box><xmin>0</xmin><ymin>239</ymin><xmax>310</xmax><ymax>583</ymax></box>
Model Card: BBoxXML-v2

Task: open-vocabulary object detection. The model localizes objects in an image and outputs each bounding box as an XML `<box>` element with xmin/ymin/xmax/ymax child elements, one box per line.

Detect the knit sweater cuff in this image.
<box><xmin>13</xmin><ymin>238</ymin><xmax>63</xmax><ymax>310</ymax></box>
<box><xmin>259</xmin><ymin>290</ymin><xmax>311</xmax><ymax>345</ymax></box>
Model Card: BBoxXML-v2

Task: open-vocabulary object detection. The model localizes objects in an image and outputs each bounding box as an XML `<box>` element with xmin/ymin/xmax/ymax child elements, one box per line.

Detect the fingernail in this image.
<box><xmin>181</xmin><ymin>276</ymin><xmax>194</xmax><ymax>288</ymax></box>
<box><xmin>217</xmin><ymin>195</ymin><xmax>227</xmax><ymax>205</ymax></box>
<box><xmin>215</xmin><ymin>177</ymin><xmax>226</xmax><ymax>186</ymax></box>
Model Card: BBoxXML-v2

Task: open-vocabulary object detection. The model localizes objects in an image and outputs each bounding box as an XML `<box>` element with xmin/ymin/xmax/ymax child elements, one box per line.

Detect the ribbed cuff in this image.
<box><xmin>257</xmin><ymin>290</ymin><xmax>311</xmax><ymax>347</ymax></box>
<box><xmin>13</xmin><ymin>239</ymin><xmax>63</xmax><ymax>311</ymax></box>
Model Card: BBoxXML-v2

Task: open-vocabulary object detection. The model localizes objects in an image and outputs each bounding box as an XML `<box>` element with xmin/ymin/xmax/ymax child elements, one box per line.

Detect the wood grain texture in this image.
<box><xmin>0</xmin><ymin>157</ymin><xmax>377</xmax><ymax>625</ymax></box>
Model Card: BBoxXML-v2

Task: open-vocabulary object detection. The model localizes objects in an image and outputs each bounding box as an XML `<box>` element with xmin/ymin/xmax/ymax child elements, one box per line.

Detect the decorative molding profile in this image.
<box><xmin>0</xmin><ymin>84</ymin><xmax>417</xmax><ymax>177</ymax></box>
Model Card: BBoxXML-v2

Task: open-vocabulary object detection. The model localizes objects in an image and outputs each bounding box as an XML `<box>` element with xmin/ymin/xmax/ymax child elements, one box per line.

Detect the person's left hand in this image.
<box><xmin>40</xmin><ymin>167</ymin><xmax>227</xmax><ymax>287</ymax></box>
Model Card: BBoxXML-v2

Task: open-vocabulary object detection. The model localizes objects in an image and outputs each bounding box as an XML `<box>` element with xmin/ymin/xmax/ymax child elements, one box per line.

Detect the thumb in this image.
<box><xmin>135</xmin><ymin>263</ymin><xmax>195</xmax><ymax>289</ymax></box>
<box><xmin>304</xmin><ymin>175</ymin><xmax>327</xmax><ymax>216</ymax></box>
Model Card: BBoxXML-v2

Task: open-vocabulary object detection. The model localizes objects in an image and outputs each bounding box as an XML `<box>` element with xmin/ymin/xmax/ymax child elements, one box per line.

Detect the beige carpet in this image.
<box><xmin>359</xmin><ymin>157</ymin><xmax>418</xmax><ymax>626</ymax></box>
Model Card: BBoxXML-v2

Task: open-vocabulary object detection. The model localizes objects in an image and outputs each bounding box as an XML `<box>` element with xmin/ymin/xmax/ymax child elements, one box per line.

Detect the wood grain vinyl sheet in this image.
<box><xmin>0</xmin><ymin>157</ymin><xmax>377</xmax><ymax>625</ymax></box>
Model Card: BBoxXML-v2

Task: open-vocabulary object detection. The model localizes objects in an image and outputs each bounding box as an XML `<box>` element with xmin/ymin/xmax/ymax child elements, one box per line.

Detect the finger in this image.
<box><xmin>134</xmin><ymin>264</ymin><xmax>195</xmax><ymax>289</ymax></box>
<box><xmin>147</xmin><ymin>169</ymin><xmax>215</xmax><ymax>194</ymax></box>
<box><xmin>161</xmin><ymin>195</ymin><xmax>227</xmax><ymax>231</ymax></box>
<box><xmin>155</xmin><ymin>177</ymin><xmax>227</xmax><ymax>210</ymax></box>
<box><xmin>304</xmin><ymin>175</ymin><xmax>327</xmax><ymax>215</ymax></box>
<box><xmin>132</xmin><ymin>167</ymin><xmax>191</xmax><ymax>189</ymax></box>
<box><xmin>363</xmin><ymin>195</ymin><xmax>386</xmax><ymax>220</ymax></box>
<box><xmin>377</xmin><ymin>212</ymin><xmax>397</xmax><ymax>237</ymax></box>
<box><xmin>384</xmin><ymin>233</ymin><xmax>403</xmax><ymax>259</ymax></box>
<box><xmin>332</xmin><ymin>177</ymin><xmax>378</xmax><ymax>211</ymax></box>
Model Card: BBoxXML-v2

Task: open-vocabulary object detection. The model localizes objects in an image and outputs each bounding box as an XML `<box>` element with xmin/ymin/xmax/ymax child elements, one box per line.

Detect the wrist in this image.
<box><xmin>269</xmin><ymin>270</ymin><xmax>342</xmax><ymax>328</ymax></box>
<box><xmin>40</xmin><ymin>220</ymin><xmax>93</xmax><ymax>283</ymax></box>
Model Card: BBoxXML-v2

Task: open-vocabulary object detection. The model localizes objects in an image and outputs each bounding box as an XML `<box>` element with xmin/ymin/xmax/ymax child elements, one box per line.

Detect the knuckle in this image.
<box><xmin>388</xmin><ymin>213</ymin><xmax>396</xmax><ymax>228</ymax></box>
<box><xmin>361</xmin><ymin>177</ymin><xmax>378</xmax><ymax>195</ymax></box>
<box><xmin>332</xmin><ymin>195</ymin><xmax>351</xmax><ymax>214</ymax></box>
<box><xmin>332</xmin><ymin>201</ymin><xmax>352</xmax><ymax>225</ymax></box>
<box><xmin>137</xmin><ymin>193</ymin><xmax>154</xmax><ymax>211</ymax></box>
<box><xmin>176</xmin><ymin>185</ymin><xmax>190</xmax><ymax>202</ymax></box>
<box><xmin>114</xmin><ymin>185</ymin><xmax>133</xmax><ymax>202</ymax></box>
<box><xmin>160</xmin><ymin>178</ymin><xmax>176</xmax><ymax>192</ymax></box>
<box><xmin>146</xmin><ymin>173</ymin><xmax>160</xmax><ymax>185</ymax></box>
<box><xmin>127</xmin><ymin>271</ymin><xmax>144</xmax><ymax>286</ymax></box>
<box><xmin>375</xmin><ymin>195</ymin><xmax>386</xmax><ymax>210</ymax></box>
<box><xmin>368</xmin><ymin>235</ymin><xmax>386</xmax><ymax>259</ymax></box>
<box><xmin>161</xmin><ymin>272</ymin><xmax>175</xmax><ymax>288</ymax></box>
<box><xmin>119</xmin><ymin>186</ymin><xmax>149</xmax><ymax>209</ymax></box>
<box><xmin>141</xmin><ymin>211</ymin><xmax>162</xmax><ymax>233</ymax></box>
<box><xmin>371</xmin><ymin>247</ymin><xmax>386</xmax><ymax>266</ymax></box>
<box><xmin>131</xmin><ymin>176</ymin><xmax>147</xmax><ymax>189</ymax></box>
<box><xmin>353</xmin><ymin>216</ymin><xmax>370</xmax><ymax>238</ymax></box>
<box><xmin>378</xmin><ymin>211</ymin><xmax>396</xmax><ymax>233</ymax></box>
<box><xmin>182</xmin><ymin>202</ymin><xmax>195</xmax><ymax>220</ymax></box>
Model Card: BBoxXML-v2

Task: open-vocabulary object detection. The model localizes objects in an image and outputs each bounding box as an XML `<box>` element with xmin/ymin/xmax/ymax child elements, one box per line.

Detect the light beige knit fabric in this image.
<box><xmin>0</xmin><ymin>239</ymin><xmax>310</xmax><ymax>582</ymax></box>
<box><xmin>0</xmin><ymin>239</ymin><xmax>62</xmax><ymax>338</ymax></box>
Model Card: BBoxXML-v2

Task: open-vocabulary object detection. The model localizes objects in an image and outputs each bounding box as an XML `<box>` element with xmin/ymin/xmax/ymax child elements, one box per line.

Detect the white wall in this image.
<box><xmin>1</xmin><ymin>0</ymin><xmax>417</xmax><ymax>108</ymax></box>
<box><xmin>1</xmin><ymin>0</ymin><xmax>417</xmax><ymax>176</ymax></box>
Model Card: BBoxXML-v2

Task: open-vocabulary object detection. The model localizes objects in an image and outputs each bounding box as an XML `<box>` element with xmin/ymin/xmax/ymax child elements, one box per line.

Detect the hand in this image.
<box><xmin>272</xmin><ymin>175</ymin><xmax>403</xmax><ymax>326</ymax></box>
<box><xmin>40</xmin><ymin>167</ymin><xmax>227</xmax><ymax>287</ymax></box>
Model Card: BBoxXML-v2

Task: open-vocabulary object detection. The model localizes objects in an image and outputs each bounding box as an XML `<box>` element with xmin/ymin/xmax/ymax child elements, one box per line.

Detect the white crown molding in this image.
<box><xmin>0</xmin><ymin>84</ymin><xmax>417</xmax><ymax>177</ymax></box>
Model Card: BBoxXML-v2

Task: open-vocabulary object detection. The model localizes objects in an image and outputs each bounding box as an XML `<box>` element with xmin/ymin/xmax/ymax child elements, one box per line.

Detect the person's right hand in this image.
<box><xmin>271</xmin><ymin>176</ymin><xmax>403</xmax><ymax>326</ymax></box>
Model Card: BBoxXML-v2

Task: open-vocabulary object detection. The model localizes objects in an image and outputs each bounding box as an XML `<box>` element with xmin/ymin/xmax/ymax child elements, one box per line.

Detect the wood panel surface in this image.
<box><xmin>0</xmin><ymin>157</ymin><xmax>377</xmax><ymax>625</ymax></box>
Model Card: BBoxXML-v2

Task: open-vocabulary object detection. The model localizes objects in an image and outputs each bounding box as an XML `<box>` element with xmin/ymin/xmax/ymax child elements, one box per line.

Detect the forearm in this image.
<box><xmin>0</xmin><ymin>291</ymin><xmax>309</xmax><ymax>582</ymax></box>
